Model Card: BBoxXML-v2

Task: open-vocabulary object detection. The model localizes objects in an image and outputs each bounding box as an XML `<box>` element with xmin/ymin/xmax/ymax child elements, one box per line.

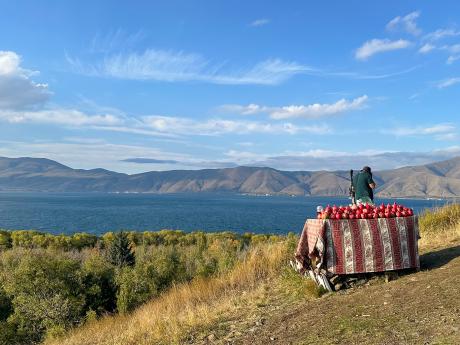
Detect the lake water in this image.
<box><xmin>0</xmin><ymin>192</ymin><xmax>450</xmax><ymax>235</ymax></box>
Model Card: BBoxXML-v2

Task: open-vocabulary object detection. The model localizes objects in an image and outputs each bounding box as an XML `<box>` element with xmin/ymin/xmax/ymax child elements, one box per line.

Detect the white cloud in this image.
<box><xmin>447</xmin><ymin>55</ymin><xmax>460</xmax><ymax>64</ymax></box>
<box><xmin>90</xmin><ymin>29</ymin><xmax>145</xmax><ymax>53</ymax></box>
<box><xmin>140</xmin><ymin>115</ymin><xmax>332</xmax><ymax>135</ymax></box>
<box><xmin>270</xmin><ymin>95</ymin><xmax>368</xmax><ymax>119</ymax></box>
<box><xmin>424</xmin><ymin>28</ymin><xmax>460</xmax><ymax>41</ymax></box>
<box><xmin>383</xmin><ymin>124</ymin><xmax>457</xmax><ymax>140</ymax></box>
<box><xmin>0</xmin><ymin>106</ymin><xmax>333</xmax><ymax>137</ymax></box>
<box><xmin>220</xmin><ymin>95</ymin><xmax>368</xmax><ymax>120</ymax></box>
<box><xmin>435</xmin><ymin>133</ymin><xmax>459</xmax><ymax>141</ymax></box>
<box><xmin>436</xmin><ymin>77</ymin><xmax>460</xmax><ymax>89</ymax></box>
<box><xmin>386</xmin><ymin>11</ymin><xmax>421</xmax><ymax>36</ymax></box>
<box><xmin>355</xmin><ymin>39</ymin><xmax>412</xmax><ymax>60</ymax></box>
<box><xmin>418</xmin><ymin>43</ymin><xmax>435</xmax><ymax>54</ymax></box>
<box><xmin>0</xmin><ymin>108</ymin><xmax>123</xmax><ymax>126</ymax></box>
<box><xmin>0</xmin><ymin>51</ymin><xmax>51</xmax><ymax>110</ymax></box>
<box><xmin>250</xmin><ymin>19</ymin><xmax>270</xmax><ymax>27</ymax></box>
<box><xmin>68</xmin><ymin>49</ymin><xmax>313</xmax><ymax>85</ymax></box>
<box><xmin>443</xmin><ymin>44</ymin><xmax>460</xmax><ymax>54</ymax></box>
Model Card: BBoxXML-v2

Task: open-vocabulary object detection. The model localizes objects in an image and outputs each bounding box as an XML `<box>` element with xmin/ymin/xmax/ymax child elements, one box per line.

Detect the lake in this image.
<box><xmin>0</xmin><ymin>192</ymin><xmax>450</xmax><ymax>235</ymax></box>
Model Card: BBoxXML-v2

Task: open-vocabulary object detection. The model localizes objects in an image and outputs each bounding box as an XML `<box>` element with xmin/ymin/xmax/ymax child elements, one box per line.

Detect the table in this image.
<box><xmin>295</xmin><ymin>216</ymin><xmax>420</xmax><ymax>275</ymax></box>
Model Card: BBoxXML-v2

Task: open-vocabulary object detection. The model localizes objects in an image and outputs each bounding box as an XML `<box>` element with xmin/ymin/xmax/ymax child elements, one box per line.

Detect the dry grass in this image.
<box><xmin>48</xmin><ymin>204</ymin><xmax>460</xmax><ymax>345</ymax></box>
<box><xmin>419</xmin><ymin>203</ymin><xmax>460</xmax><ymax>249</ymax></box>
<box><xmin>45</xmin><ymin>242</ymin><xmax>303</xmax><ymax>345</ymax></box>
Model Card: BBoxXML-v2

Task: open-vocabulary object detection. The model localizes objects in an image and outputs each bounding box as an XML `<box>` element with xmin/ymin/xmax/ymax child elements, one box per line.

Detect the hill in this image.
<box><xmin>45</xmin><ymin>205</ymin><xmax>460</xmax><ymax>345</ymax></box>
<box><xmin>1</xmin><ymin>156</ymin><xmax>460</xmax><ymax>197</ymax></box>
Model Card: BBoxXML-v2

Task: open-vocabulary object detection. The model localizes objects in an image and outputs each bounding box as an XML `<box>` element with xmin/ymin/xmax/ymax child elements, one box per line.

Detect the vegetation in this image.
<box><xmin>0</xmin><ymin>229</ymin><xmax>287</xmax><ymax>344</ymax></box>
<box><xmin>0</xmin><ymin>204</ymin><xmax>459</xmax><ymax>344</ymax></box>
<box><xmin>106</xmin><ymin>231</ymin><xmax>135</xmax><ymax>268</ymax></box>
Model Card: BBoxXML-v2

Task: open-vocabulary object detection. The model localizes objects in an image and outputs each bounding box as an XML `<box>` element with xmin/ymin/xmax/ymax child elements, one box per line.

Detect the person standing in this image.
<box><xmin>353</xmin><ymin>166</ymin><xmax>376</xmax><ymax>205</ymax></box>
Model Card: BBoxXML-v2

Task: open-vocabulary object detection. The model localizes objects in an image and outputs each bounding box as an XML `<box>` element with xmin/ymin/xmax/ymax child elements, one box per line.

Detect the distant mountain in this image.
<box><xmin>1</xmin><ymin>156</ymin><xmax>460</xmax><ymax>198</ymax></box>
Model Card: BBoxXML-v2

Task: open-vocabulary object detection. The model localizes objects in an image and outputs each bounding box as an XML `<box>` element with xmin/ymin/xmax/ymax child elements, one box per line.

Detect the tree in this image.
<box><xmin>106</xmin><ymin>232</ymin><xmax>135</xmax><ymax>267</ymax></box>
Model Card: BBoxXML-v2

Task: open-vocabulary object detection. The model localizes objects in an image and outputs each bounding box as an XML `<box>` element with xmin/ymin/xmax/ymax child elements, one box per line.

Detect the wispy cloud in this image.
<box><xmin>120</xmin><ymin>157</ymin><xmax>236</xmax><ymax>169</ymax></box>
<box><xmin>382</xmin><ymin>124</ymin><xmax>457</xmax><ymax>141</ymax></box>
<box><xmin>436</xmin><ymin>77</ymin><xmax>460</xmax><ymax>89</ymax></box>
<box><xmin>418</xmin><ymin>43</ymin><xmax>435</xmax><ymax>54</ymax></box>
<box><xmin>67</xmin><ymin>49</ymin><xmax>313</xmax><ymax>85</ymax></box>
<box><xmin>140</xmin><ymin>115</ymin><xmax>332</xmax><ymax>135</ymax></box>
<box><xmin>250</xmin><ymin>18</ymin><xmax>270</xmax><ymax>27</ymax></box>
<box><xmin>0</xmin><ymin>51</ymin><xmax>51</xmax><ymax>110</ymax></box>
<box><xmin>423</xmin><ymin>28</ymin><xmax>460</xmax><ymax>41</ymax></box>
<box><xmin>0</xmin><ymin>106</ymin><xmax>332</xmax><ymax>137</ymax></box>
<box><xmin>89</xmin><ymin>29</ymin><xmax>145</xmax><ymax>54</ymax></box>
<box><xmin>0</xmin><ymin>108</ymin><xmax>123</xmax><ymax>126</ymax></box>
<box><xmin>220</xmin><ymin>95</ymin><xmax>368</xmax><ymax>120</ymax></box>
<box><xmin>246</xmin><ymin>148</ymin><xmax>460</xmax><ymax>171</ymax></box>
<box><xmin>355</xmin><ymin>39</ymin><xmax>412</xmax><ymax>60</ymax></box>
<box><xmin>386</xmin><ymin>11</ymin><xmax>421</xmax><ymax>36</ymax></box>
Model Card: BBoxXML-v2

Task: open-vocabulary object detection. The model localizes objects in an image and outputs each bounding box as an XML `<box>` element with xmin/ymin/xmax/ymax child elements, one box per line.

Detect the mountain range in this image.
<box><xmin>1</xmin><ymin>156</ymin><xmax>460</xmax><ymax>198</ymax></box>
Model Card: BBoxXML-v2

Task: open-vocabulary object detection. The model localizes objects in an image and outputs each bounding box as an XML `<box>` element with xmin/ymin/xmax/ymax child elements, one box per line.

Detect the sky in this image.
<box><xmin>0</xmin><ymin>0</ymin><xmax>460</xmax><ymax>173</ymax></box>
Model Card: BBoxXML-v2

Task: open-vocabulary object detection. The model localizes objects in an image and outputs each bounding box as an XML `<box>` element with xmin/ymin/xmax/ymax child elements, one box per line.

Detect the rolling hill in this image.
<box><xmin>1</xmin><ymin>156</ymin><xmax>460</xmax><ymax>198</ymax></box>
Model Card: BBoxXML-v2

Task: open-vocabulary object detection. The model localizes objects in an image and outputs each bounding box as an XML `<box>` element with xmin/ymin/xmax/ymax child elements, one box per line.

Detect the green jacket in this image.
<box><xmin>353</xmin><ymin>171</ymin><xmax>375</xmax><ymax>201</ymax></box>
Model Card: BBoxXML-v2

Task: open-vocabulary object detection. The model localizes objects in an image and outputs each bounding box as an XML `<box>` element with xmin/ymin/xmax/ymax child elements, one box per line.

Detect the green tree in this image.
<box><xmin>0</xmin><ymin>250</ymin><xmax>84</xmax><ymax>343</ymax></box>
<box><xmin>0</xmin><ymin>287</ymin><xmax>12</xmax><ymax>321</ymax></box>
<box><xmin>106</xmin><ymin>231</ymin><xmax>135</xmax><ymax>267</ymax></box>
<box><xmin>0</xmin><ymin>231</ymin><xmax>12</xmax><ymax>251</ymax></box>
<box><xmin>81</xmin><ymin>252</ymin><xmax>116</xmax><ymax>314</ymax></box>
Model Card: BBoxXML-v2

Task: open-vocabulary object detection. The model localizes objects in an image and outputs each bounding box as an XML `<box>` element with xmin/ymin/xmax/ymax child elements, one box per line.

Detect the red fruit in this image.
<box><xmin>362</xmin><ymin>208</ymin><xmax>369</xmax><ymax>214</ymax></box>
<box><xmin>378</xmin><ymin>212</ymin><xmax>384</xmax><ymax>218</ymax></box>
<box><xmin>396</xmin><ymin>211</ymin><xmax>401</xmax><ymax>217</ymax></box>
<box><xmin>361</xmin><ymin>213</ymin><xmax>367</xmax><ymax>219</ymax></box>
<box><xmin>335</xmin><ymin>213</ymin><xmax>341</xmax><ymax>220</ymax></box>
<box><xmin>351</xmin><ymin>204</ymin><xmax>358</xmax><ymax>211</ymax></box>
<box><xmin>341</xmin><ymin>213</ymin><xmax>349</xmax><ymax>219</ymax></box>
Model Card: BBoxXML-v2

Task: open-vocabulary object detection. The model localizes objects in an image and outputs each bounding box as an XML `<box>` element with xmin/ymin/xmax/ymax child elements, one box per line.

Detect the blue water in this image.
<box><xmin>0</xmin><ymin>192</ymin><xmax>450</xmax><ymax>235</ymax></box>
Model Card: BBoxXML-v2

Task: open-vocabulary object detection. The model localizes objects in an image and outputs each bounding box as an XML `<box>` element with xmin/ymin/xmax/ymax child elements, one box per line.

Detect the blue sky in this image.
<box><xmin>0</xmin><ymin>1</ymin><xmax>459</xmax><ymax>173</ymax></box>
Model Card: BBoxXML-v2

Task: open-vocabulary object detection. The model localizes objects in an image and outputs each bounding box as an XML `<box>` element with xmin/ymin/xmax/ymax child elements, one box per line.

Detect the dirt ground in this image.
<box><xmin>194</xmin><ymin>241</ymin><xmax>460</xmax><ymax>345</ymax></box>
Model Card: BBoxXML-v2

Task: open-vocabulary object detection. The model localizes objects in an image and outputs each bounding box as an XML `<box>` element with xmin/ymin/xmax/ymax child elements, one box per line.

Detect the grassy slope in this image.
<box><xmin>48</xmin><ymin>206</ymin><xmax>460</xmax><ymax>345</ymax></box>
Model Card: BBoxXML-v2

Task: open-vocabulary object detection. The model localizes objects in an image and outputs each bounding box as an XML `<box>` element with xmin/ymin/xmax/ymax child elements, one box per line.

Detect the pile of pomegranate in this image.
<box><xmin>317</xmin><ymin>202</ymin><xmax>414</xmax><ymax>220</ymax></box>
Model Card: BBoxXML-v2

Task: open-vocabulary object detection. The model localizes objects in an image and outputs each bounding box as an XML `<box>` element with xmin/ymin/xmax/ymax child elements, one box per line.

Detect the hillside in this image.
<box><xmin>1</xmin><ymin>156</ymin><xmax>460</xmax><ymax>197</ymax></box>
<box><xmin>45</xmin><ymin>206</ymin><xmax>460</xmax><ymax>345</ymax></box>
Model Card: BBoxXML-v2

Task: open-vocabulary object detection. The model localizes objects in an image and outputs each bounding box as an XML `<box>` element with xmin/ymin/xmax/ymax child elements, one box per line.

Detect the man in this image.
<box><xmin>353</xmin><ymin>166</ymin><xmax>376</xmax><ymax>205</ymax></box>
